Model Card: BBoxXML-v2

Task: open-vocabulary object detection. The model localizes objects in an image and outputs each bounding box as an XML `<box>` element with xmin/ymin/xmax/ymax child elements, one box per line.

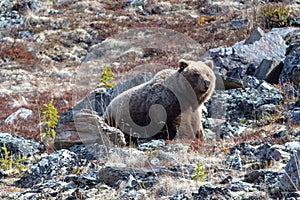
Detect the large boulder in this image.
<box><xmin>279</xmin><ymin>46</ymin><xmax>300</xmax><ymax>86</ymax></box>
<box><xmin>204</xmin><ymin>27</ymin><xmax>287</xmax><ymax>89</ymax></box>
<box><xmin>279</xmin><ymin>150</ymin><xmax>300</xmax><ymax>192</ymax></box>
<box><xmin>54</xmin><ymin>109</ymin><xmax>126</xmax><ymax>149</ymax></box>
<box><xmin>0</xmin><ymin>132</ymin><xmax>45</xmax><ymax>158</ymax></box>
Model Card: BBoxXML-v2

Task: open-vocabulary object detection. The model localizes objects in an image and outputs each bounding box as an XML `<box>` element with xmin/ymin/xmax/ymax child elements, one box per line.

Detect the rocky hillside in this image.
<box><xmin>0</xmin><ymin>0</ymin><xmax>300</xmax><ymax>199</ymax></box>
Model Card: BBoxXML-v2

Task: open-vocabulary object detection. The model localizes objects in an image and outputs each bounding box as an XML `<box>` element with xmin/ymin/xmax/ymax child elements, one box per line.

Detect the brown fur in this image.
<box><xmin>103</xmin><ymin>59</ymin><xmax>216</xmax><ymax>143</ymax></box>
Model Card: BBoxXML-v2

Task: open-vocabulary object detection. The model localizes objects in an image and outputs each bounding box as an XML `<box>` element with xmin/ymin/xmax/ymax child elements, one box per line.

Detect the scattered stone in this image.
<box><xmin>289</xmin><ymin>17</ymin><xmax>300</xmax><ymax>27</ymax></box>
<box><xmin>229</xmin><ymin>180</ymin><xmax>252</xmax><ymax>192</ymax></box>
<box><xmin>96</xmin><ymin>167</ymin><xmax>157</xmax><ymax>189</ymax></box>
<box><xmin>219</xmin><ymin>176</ymin><xmax>233</xmax><ymax>184</ymax></box>
<box><xmin>231</xmin><ymin>18</ymin><xmax>248</xmax><ymax>29</ymax></box>
<box><xmin>288</xmin><ymin>108</ymin><xmax>300</xmax><ymax>123</ymax></box>
<box><xmin>206</xmin><ymin>81</ymin><xmax>284</xmax><ymax>138</ymax></box>
<box><xmin>0</xmin><ymin>132</ymin><xmax>45</xmax><ymax>157</ymax></box>
<box><xmin>170</xmin><ymin>193</ymin><xmax>191</xmax><ymax>200</ymax></box>
<box><xmin>4</xmin><ymin>108</ymin><xmax>33</xmax><ymax>124</ymax></box>
<box><xmin>137</xmin><ymin>140</ymin><xmax>166</xmax><ymax>151</ymax></box>
<box><xmin>230</xmin><ymin>142</ymin><xmax>256</xmax><ymax>156</ymax></box>
<box><xmin>225</xmin><ymin>149</ymin><xmax>242</xmax><ymax>170</ymax></box>
<box><xmin>0</xmin><ymin>169</ymin><xmax>8</xmax><ymax>179</ymax></box>
<box><xmin>244</xmin><ymin>170</ymin><xmax>281</xmax><ymax>188</ymax></box>
<box><xmin>285</xmin><ymin>142</ymin><xmax>300</xmax><ymax>152</ymax></box>
<box><xmin>0</xmin><ymin>0</ymin><xmax>40</xmax><ymax>28</ymax></box>
<box><xmin>14</xmin><ymin>149</ymin><xmax>79</xmax><ymax>188</ymax></box>
<box><xmin>193</xmin><ymin>185</ymin><xmax>232</xmax><ymax>200</ymax></box>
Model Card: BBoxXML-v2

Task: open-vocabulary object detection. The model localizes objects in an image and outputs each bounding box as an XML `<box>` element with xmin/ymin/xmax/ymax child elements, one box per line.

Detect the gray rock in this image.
<box><xmin>70</xmin><ymin>72</ymin><xmax>154</xmax><ymax>117</ymax></box>
<box><xmin>54</xmin><ymin>109</ymin><xmax>126</xmax><ymax>149</ymax></box>
<box><xmin>244</xmin><ymin>27</ymin><xmax>265</xmax><ymax>45</ymax></box>
<box><xmin>14</xmin><ymin>149</ymin><xmax>79</xmax><ymax>188</ymax></box>
<box><xmin>0</xmin><ymin>169</ymin><xmax>8</xmax><ymax>179</ymax></box>
<box><xmin>289</xmin><ymin>17</ymin><xmax>300</xmax><ymax>27</ymax></box>
<box><xmin>230</xmin><ymin>142</ymin><xmax>256</xmax><ymax>157</ymax></box>
<box><xmin>231</xmin><ymin>18</ymin><xmax>248</xmax><ymax>29</ymax></box>
<box><xmin>96</xmin><ymin>167</ymin><xmax>157</xmax><ymax>189</ymax></box>
<box><xmin>69</xmin><ymin>87</ymin><xmax>113</xmax><ymax>117</ymax></box>
<box><xmin>4</xmin><ymin>107</ymin><xmax>33</xmax><ymax>124</ymax></box>
<box><xmin>193</xmin><ymin>185</ymin><xmax>232</xmax><ymax>200</ymax></box>
<box><xmin>170</xmin><ymin>193</ymin><xmax>191</xmax><ymax>200</ymax></box>
<box><xmin>225</xmin><ymin>149</ymin><xmax>242</xmax><ymax>170</ymax></box>
<box><xmin>0</xmin><ymin>0</ymin><xmax>40</xmax><ymax>28</ymax></box>
<box><xmin>205</xmin><ymin>27</ymin><xmax>286</xmax><ymax>88</ymax></box>
<box><xmin>229</xmin><ymin>181</ymin><xmax>252</xmax><ymax>192</ymax></box>
<box><xmin>279</xmin><ymin>46</ymin><xmax>300</xmax><ymax>86</ymax></box>
<box><xmin>206</xmin><ymin>81</ymin><xmax>283</xmax><ymax>138</ymax></box>
<box><xmin>118</xmin><ymin>188</ymin><xmax>147</xmax><ymax>200</ymax></box>
<box><xmin>137</xmin><ymin>139</ymin><xmax>166</xmax><ymax>151</ymax></box>
<box><xmin>280</xmin><ymin>150</ymin><xmax>300</xmax><ymax>191</ymax></box>
<box><xmin>270</xmin><ymin>27</ymin><xmax>300</xmax><ymax>41</ymax></box>
<box><xmin>285</xmin><ymin>142</ymin><xmax>300</xmax><ymax>152</ymax></box>
<box><xmin>0</xmin><ymin>132</ymin><xmax>45</xmax><ymax>158</ymax></box>
<box><xmin>254</xmin><ymin>59</ymin><xmax>283</xmax><ymax>84</ymax></box>
<box><xmin>288</xmin><ymin>108</ymin><xmax>300</xmax><ymax>123</ymax></box>
<box><xmin>254</xmin><ymin>143</ymin><xmax>286</xmax><ymax>165</ymax></box>
<box><xmin>0</xmin><ymin>10</ymin><xmax>23</xmax><ymax>28</ymax></box>
<box><xmin>244</xmin><ymin>170</ymin><xmax>281</xmax><ymax>186</ymax></box>
<box><xmin>69</xmin><ymin>143</ymin><xmax>148</xmax><ymax>168</ymax></box>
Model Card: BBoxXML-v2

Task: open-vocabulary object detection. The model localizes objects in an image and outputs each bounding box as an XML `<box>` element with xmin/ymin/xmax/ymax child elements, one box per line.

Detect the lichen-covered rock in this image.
<box><xmin>193</xmin><ymin>185</ymin><xmax>232</xmax><ymax>200</ymax></box>
<box><xmin>14</xmin><ymin>149</ymin><xmax>79</xmax><ymax>188</ymax></box>
<box><xmin>4</xmin><ymin>108</ymin><xmax>33</xmax><ymax>124</ymax></box>
<box><xmin>64</xmin><ymin>166</ymin><xmax>158</xmax><ymax>189</ymax></box>
<box><xmin>206</xmin><ymin>81</ymin><xmax>284</xmax><ymax>138</ymax></box>
<box><xmin>54</xmin><ymin>109</ymin><xmax>126</xmax><ymax>149</ymax></box>
<box><xmin>204</xmin><ymin>27</ymin><xmax>286</xmax><ymax>89</ymax></box>
<box><xmin>0</xmin><ymin>0</ymin><xmax>40</xmax><ymax>28</ymax></box>
<box><xmin>279</xmin><ymin>150</ymin><xmax>300</xmax><ymax>192</ymax></box>
<box><xmin>244</xmin><ymin>170</ymin><xmax>281</xmax><ymax>187</ymax></box>
<box><xmin>225</xmin><ymin>149</ymin><xmax>242</xmax><ymax>170</ymax></box>
<box><xmin>280</xmin><ymin>46</ymin><xmax>300</xmax><ymax>86</ymax></box>
<box><xmin>0</xmin><ymin>132</ymin><xmax>45</xmax><ymax>158</ymax></box>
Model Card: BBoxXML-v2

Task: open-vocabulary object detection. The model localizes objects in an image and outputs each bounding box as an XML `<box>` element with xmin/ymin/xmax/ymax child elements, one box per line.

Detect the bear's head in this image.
<box><xmin>177</xmin><ymin>59</ymin><xmax>216</xmax><ymax>105</ymax></box>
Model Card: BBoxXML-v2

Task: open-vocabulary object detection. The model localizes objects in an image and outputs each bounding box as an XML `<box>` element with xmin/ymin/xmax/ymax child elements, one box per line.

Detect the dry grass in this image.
<box><xmin>0</xmin><ymin>91</ymin><xmax>74</xmax><ymax>141</ymax></box>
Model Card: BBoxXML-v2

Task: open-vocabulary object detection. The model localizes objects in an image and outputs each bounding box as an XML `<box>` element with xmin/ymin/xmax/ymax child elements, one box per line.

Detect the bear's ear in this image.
<box><xmin>178</xmin><ymin>59</ymin><xmax>189</xmax><ymax>72</ymax></box>
<box><xmin>204</xmin><ymin>60</ymin><xmax>214</xmax><ymax>69</ymax></box>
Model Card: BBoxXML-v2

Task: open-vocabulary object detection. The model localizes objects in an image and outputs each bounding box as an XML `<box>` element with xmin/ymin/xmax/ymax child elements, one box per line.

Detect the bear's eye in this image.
<box><xmin>193</xmin><ymin>74</ymin><xmax>199</xmax><ymax>78</ymax></box>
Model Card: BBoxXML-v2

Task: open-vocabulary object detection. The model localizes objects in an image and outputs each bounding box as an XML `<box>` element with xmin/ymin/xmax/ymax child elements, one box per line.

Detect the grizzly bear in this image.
<box><xmin>103</xmin><ymin>59</ymin><xmax>216</xmax><ymax>143</ymax></box>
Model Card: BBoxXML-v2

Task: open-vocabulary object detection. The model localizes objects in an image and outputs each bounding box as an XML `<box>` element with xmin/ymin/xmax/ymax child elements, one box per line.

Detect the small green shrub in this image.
<box><xmin>99</xmin><ymin>65</ymin><xmax>116</xmax><ymax>88</ymax></box>
<box><xmin>41</xmin><ymin>99</ymin><xmax>59</xmax><ymax>139</ymax></box>
<box><xmin>260</xmin><ymin>3</ymin><xmax>293</xmax><ymax>28</ymax></box>
<box><xmin>0</xmin><ymin>142</ymin><xmax>29</xmax><ymax>174</ymax></box>
<box><xmin>192</xmin><ymin>160</ymin><xmax>206</xmax><ymax>182</ymax></box>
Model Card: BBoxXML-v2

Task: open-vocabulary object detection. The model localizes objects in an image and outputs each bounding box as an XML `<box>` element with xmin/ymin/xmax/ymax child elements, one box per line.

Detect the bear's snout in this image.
<box><xmin>204</xmin><ymin>80</ymin><xmax>211</xmax><ymax>89</ymax></box>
